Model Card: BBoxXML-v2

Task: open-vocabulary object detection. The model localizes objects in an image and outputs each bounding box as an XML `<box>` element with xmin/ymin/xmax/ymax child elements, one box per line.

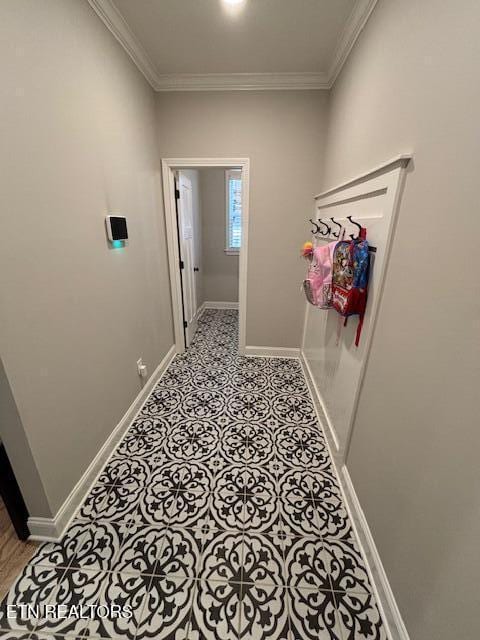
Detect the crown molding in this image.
<box><xmin>328</xmin><ymin>0</ymin><xmax>379</xmax><ymax>85</ymax></box>
<box><xmin>155</xmin><ymin>72</ymin><xmax>329</xmax><ymax>91</ymax></box>
<box><xmin>89</xmin><ymin>0</ymin><xmax>377</xmax><ymax>92</ymax></box>
<box><xmin>87</xmin><ymin>0</ymin><xmax>159</xmax><ymax>88</ymax></box>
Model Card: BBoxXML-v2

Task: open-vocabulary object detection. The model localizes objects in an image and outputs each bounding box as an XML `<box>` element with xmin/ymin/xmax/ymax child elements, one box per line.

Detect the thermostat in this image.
<box><xmin>105</xmin><ymin>215</ymin><xmax>128</xmax><ymax>242</ymax></box>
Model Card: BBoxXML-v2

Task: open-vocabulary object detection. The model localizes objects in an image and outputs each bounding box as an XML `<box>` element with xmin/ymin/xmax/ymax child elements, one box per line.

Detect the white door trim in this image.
<box><xmin>161</xmin><ymin>158</ymin><xmax>250</xmax><ymax>354</ymax></box>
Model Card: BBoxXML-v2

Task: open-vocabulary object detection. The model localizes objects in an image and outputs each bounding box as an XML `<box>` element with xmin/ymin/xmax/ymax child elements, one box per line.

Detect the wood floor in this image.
<box><xmin>0</xmin><ymin>495</ymin><xmax>37</xmax><ymax>600</ymax></box>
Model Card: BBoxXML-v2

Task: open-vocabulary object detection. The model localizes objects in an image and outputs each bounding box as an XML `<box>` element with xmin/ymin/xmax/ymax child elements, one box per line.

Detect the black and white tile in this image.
<box><xmin>136</xmin><ymin>575</ymin><xmax>194</xmax><ymax>640</ymax></box>
<box><xmin>1</xmin><ymin>310</ymin><xmax>386</xmax><ymax>640</ymax></box>
<box><xmin>289</xmin><ymin>587</ymin><xmax>343</xmax><ymax>640</ymax></box>
<box><xmin>114</xmin><ymin>523</ymin><xmax>167</xmax><ymax>576</ymax></box>
<box><xmin>191</xmin><ymin>580</ymin><xmax>241</xmax><ymax>640</ymax></box>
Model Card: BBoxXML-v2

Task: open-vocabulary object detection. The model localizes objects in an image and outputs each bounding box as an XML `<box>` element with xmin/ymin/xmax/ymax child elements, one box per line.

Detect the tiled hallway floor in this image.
<box><xmin>0</xmin><ymin>310</ymin><xmax>386</xmax><ymax>640</ymax></box>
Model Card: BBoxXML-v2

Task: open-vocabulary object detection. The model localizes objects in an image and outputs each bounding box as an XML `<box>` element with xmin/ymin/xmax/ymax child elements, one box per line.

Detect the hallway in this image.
<box><xmin>1</xmin><ymin>310</ymin><xmax>384</xmax><ymax>639</ymax></box>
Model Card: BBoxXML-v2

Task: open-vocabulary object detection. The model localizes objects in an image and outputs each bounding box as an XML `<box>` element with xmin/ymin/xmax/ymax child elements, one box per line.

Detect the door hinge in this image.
<box><xmin>183</xmin><ymin>320</ymin><xmax>188</xmax><ymax>329</ymax></box>
<box><xmin>179</xmin><ymin>260</ymin><xmax>184</xmax><ymax>270</ymax></box>
<box><xmin>175</xmin><ymin>188</ymin><xmax>180</xmax><ymax>199</ymax></box>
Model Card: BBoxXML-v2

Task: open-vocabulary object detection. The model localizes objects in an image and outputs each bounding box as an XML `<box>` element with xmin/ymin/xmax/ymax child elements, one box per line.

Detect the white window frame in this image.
<box><xmin>225</xmin><ymin>169</ymin><xmax>242</xmax><ymax>255</ymax></box>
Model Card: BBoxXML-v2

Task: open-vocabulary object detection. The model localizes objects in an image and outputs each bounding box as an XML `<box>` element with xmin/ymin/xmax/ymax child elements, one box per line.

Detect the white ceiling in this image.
<box><xmin>89</xmin><ymin>0</ymin><xmax>377</xmax><ymax>90</ymax></box>
<box><xmin>112</xmin><ymin>0</ymin><xmax>354</xmax><ymax>74</ymax></box>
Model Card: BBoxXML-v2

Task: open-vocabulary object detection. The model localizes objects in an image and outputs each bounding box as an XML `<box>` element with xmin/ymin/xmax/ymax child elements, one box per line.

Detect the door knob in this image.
<box><xmin>194</xmin><ymin>267</ymin><xmax>199</xmax><ymax>272</ymax></box>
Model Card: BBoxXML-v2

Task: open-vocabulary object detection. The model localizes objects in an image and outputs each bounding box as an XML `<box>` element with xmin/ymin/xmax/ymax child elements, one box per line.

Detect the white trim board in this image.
<box><xmin>193</xmin><ymin>304</ymin><xmax>205</xmax><ymax>323</ymax></box>
<box><xmin>154</xmin><ymin>72</ymin><xmax>329</xmax><ymax>91</ymax></box>
<box><xmin>341</xmin><ymin>466</ymin><xmax>411</xmax><ymax>640</ymax></box>
<box><xmin>300</xmin><ymin>351</ymin><xmax>341</xmax><ymax>458</ymax></box>
<box><xmin>87</xmin><ymin>0</ymin><xmax>159</xmax><ymax>88</ymax></box>
<box><xmin>244</xmin><ymin>346</ymin><xmax>300</xmax><ymax>359</ymax></box>
<box><xmin>28</xmin><ymin>345</ymin><xmax>176</xmax><ymax>541</ymax></box>
<box><xmin>299</xmin><ymin>352</ymin><xmax>408</xmax><ymax>640</ymax></box>
<box><xmin>88</xmin><ymin>0</ymin><xmax>378</xmax><ymax>91</ymax></box>
<box><xmin>161</xmin><ymin>158</ymin><xmax>250</xmax><ymax>357</ymax></box>
<box><xmin>313</xmin><ymin>154</ymin><xmax>412</xmax><ymax>199</ymax></box>
<box><xmin>204</xmin><ymin>301</ymin><xmax>239</xmax><ymax>310</ymax></box>
<box><xmin>327</xmin><ymin>0</ymin><xmax>379</xmax><ymax>85</ymax></box>
<box><xmin>302</xmin><ymin>154</ymin><xmax>412</xmax><ymax>461</ymax></box>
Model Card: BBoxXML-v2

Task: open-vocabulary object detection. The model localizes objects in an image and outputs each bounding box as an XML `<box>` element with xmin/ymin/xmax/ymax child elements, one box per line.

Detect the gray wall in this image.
<box><xmin>200</xmin><ymin>169</ymin><xmax>239</xmax><ymax>303</ymax></box>
<box><xmin>0</xmin><ymin>0</ymin><xmax>173</xmax><ymax>516</ymax></box>
<box><xmin>323</xmin><ymin>1</ymin><xmax>480</xmax><ymax>638</ymax></box>
<box><xmin>0</xmin><ymin>359</ymin><xmax>51</xmax><ymax>518</ymax></box>
<box><xmin>156</xmin><ymin>90</ymin><xmax>328</xmax><ymax>348</ymax></box>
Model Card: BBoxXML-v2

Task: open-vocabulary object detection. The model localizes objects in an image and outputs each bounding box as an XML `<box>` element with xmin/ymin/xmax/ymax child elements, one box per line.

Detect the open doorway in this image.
<box><xmin>161</xmin><ymin>158</ymin><xmax>249</xmax><ymax>354</ymax></box>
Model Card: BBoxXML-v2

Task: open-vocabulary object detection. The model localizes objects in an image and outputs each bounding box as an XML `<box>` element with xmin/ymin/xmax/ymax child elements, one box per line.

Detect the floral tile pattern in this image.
<box><xmin>0</xmin><ymin>310</ymin><xmax>386</xmax><ymax>639</ymax></box>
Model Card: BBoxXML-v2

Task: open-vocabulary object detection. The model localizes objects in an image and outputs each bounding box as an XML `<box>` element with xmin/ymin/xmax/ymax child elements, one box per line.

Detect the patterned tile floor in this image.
<box><xmin>0</xmin><ymin>310</ymin><xmax>386</xmax><ymax>640</ymax></box>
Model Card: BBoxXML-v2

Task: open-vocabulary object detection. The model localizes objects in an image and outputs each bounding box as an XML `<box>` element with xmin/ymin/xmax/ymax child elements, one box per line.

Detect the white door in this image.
<box><xmin>177</xmin><ymin>173</ymin><xmax>198</xmax><ymax>347</ymax></box>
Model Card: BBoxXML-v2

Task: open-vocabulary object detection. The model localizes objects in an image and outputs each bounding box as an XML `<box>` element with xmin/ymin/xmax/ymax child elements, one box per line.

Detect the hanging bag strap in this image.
<box><xmin>354</xmin><ymin>237</ymin><xmax>369</xmax><ymax>347</ymax></box>
<box><xmin>355</xmin><ymin>315</ymin><xmax>364</xmax><ymax>347</ymax></box>
<box><xmin>335</xmin><ymin>314</ymin><xmax>343</xmax><ymax>346</ymax></box>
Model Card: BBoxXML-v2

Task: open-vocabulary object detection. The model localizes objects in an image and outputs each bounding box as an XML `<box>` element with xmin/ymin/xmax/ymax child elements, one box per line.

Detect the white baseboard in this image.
<box><xmin>300</xmin><ymin>351</ymin><xmax>341</xmax><ymax>457</ymax></box>
<box><xmin>298</xmin><ymin>350</ymin><xmax>408</xmax><ymax>639</ymax></box>
<box><xmin>27</xmin><ymin>516</ymin><xmax>61</xmax><ymax>541</ymax></box>
<box><xmin>341</xmin><ymin>466</ymin><xmax>410</xmax><ymax>640</ymax></box>
<box><xmin>244</xmin><ymin>346</ymin><xmax>300</xmax><ymax>359</ymax></box>
<box><xmin>28</xmin><ymin>345</ymin><xmax>176</xmax><ymax>541</ymax></box>
<box><xmin>203</xmin><ymin>301</ymin><xmax>239</xmax><ymax>310</ymax></box>
<box><xmin>193</xmin><ymin>304</ymin><xmax>205</xmax><ymax>321</ymax></box>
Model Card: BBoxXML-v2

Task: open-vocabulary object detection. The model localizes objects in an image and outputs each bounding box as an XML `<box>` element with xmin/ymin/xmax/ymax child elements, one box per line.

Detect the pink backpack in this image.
<box><xmin>303</xmin><ymin>242</ymin><xmax>337</xmax><ymax>308</ymax></box>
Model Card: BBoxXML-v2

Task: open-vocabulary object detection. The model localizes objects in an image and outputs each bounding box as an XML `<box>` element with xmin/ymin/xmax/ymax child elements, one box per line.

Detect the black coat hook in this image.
<box><xmin>318</xmin><ymin>219</ymin><xmax>331</xmax><ymax>236</ymax></box>
<box><xmin>309</xmin><ymin>218</ymin><xmax>321</xmax><ymax>235</ymax></box>
<box><xmin>330</xmin><ymin>217</ymin><xmax>342</xmax><ymax>239</ymax></box>
<box><xmin>347</xmin><ymin>215</ymin><xmax>362</xmax><ymax>239</ymax></box>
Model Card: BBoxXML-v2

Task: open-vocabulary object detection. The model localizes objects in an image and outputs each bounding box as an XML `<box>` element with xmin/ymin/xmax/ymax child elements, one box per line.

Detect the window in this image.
<box><xmin>225</xmin><ymin>169</ymin><xmax>242</xmax><ymax>254</ymax></box>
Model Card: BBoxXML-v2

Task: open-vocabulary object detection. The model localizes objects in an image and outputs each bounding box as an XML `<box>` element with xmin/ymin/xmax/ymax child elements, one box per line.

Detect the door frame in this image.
<box><xmin>161</xmin><ymin>157</ymin><xmax>250</xmax><ymax>354</ymax></box>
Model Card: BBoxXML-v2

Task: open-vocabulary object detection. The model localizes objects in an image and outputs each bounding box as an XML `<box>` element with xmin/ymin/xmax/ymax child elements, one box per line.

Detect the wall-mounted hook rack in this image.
<box><xmin>309</xmin><ymin>218</ymin><xmax>321</xmax><ymax>235</ymax></box>
<box><xmin>318</xmin><ymin>219</ymin><xmax>331</xmax><ymax>235</ymax></box>
<box><xmin>330</xmin><ymin>217</ymin><xmax>342</xmax><ymax>238</ymax></box>
<box><xmin>346</xmin><ymin>215</ymin><xmax>362</xmax><ymax>239</ymax></box>
<box><xmin>307</xmin><ymin>216</ymin><xmax>377</xmax><ymax>253</ymax></box>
